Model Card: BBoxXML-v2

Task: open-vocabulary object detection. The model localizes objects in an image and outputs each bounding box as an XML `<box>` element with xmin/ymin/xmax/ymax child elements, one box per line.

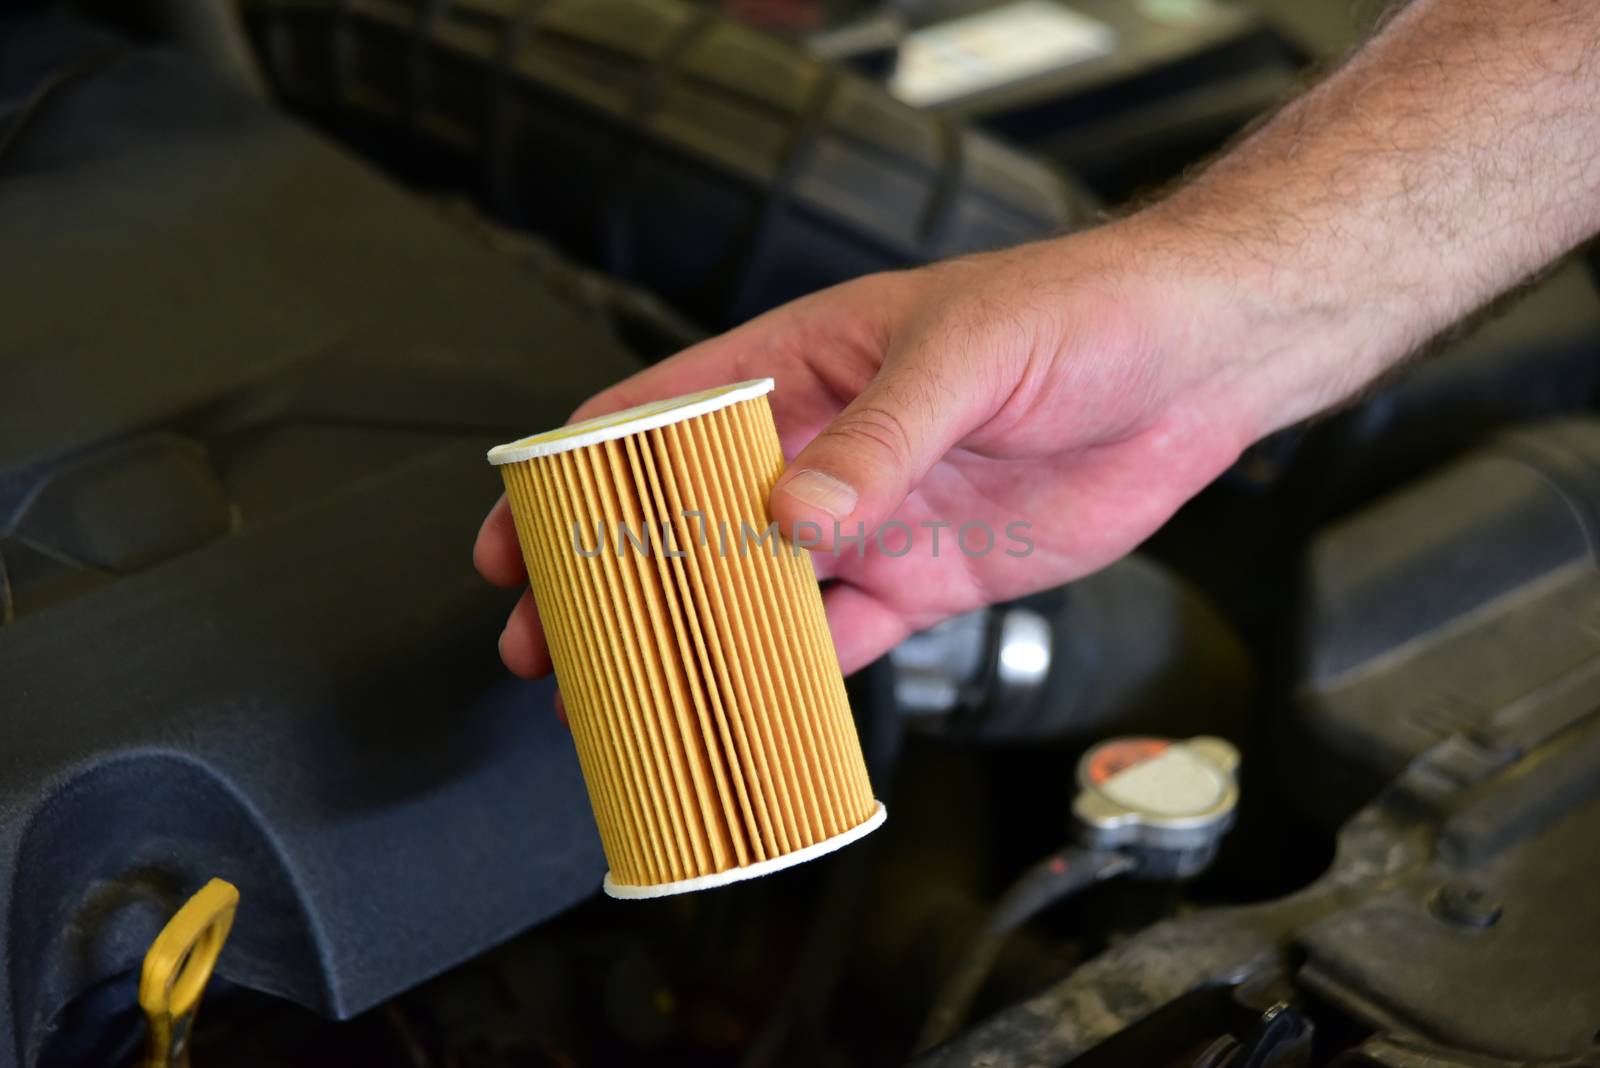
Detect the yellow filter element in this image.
<box><xmin>489</xmin><ymin>379</ymin><xmax>884</xmax><ymax>897</ymax></box>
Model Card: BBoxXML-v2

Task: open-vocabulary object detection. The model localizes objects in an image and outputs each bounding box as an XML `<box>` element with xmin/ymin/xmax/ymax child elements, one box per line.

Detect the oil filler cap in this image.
<box><xmin>1072</xmin><ymin>736</ymin><xmax>1240</xmax><ymax>879</ymax></box>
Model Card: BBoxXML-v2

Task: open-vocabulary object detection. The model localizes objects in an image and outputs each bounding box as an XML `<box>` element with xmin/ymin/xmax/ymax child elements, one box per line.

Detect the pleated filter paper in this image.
<box><xmin>488</xmin><ymin>379</ymin><xmax>885</xmax><ymax>898</ymax></box>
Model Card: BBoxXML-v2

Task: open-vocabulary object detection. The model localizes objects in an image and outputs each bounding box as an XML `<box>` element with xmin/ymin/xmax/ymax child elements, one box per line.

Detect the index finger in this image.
<box><xmin>567</xmin><ymin>323</ymin><xmax>772</xmax><ymax>425</ymax></box>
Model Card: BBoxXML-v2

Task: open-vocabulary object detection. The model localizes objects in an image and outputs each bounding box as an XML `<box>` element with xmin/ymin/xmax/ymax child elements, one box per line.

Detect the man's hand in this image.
<box><xmin>476</xmin><ymin>220</ymin><xmax>1263</xmax><ymax>676</ymax></box>
<box><xmin>478</xmin><ymin>0</ymin><xmax>1600</xmax><ymax>682</ymax></box>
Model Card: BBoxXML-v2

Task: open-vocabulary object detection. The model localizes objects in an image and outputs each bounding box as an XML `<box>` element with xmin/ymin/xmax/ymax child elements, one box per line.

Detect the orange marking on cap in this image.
<box><xmin>1087</xmin><ymin>738</ymin><xmax>1172</xmax><ymax>785</ymax></box>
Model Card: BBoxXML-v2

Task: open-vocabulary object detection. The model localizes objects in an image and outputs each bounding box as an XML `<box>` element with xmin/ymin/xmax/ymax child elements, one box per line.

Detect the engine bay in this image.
<box><xmin>3</xmin><ymin>2</ymin><xmax>1599</xmax><ymax>1066</ymax></box>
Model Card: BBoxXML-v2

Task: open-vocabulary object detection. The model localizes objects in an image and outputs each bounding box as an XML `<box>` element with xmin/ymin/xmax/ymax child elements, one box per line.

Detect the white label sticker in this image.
<box><xmin>889</xmin><ymin>1</ymin><xmax>1117</xmax><ymax>108</ymax></box>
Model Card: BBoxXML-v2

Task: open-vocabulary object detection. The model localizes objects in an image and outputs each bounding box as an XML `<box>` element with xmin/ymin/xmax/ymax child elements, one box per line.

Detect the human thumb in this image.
<box><xmin>770</xmin><ymin>359</ymin><xmax>986</xmax><ymax>552</ymax></box>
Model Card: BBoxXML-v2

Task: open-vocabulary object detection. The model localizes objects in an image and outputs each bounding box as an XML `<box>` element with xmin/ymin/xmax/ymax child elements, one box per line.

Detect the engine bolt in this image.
<box><xmin>1429</xmin><ymin>883</ymin><xmax>1503</xmax><ymax>929</ymax></box>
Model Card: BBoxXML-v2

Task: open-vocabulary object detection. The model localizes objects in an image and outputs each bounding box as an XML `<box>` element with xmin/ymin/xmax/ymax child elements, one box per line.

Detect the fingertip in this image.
<box><xmin>498</xmin><ymin>627</ymin><xmax>538</xmax><ymax>679</ymax></box>
<box><xmin>775</xmin><ymin>469</ymin><xmax>859</xmax><ymax>522</ymax></box>
<box><xmin>770</xmin><ymin>474</ymin><xmax>855</xmax><ymax>555</ymax></box>
<box><xmin>475</xmin><ymin>496</ymin><xmax>529</xmax><ymax>588</ymax></box>
<box><xmin>499</xmin><ymin>590</ymin><xmax>553</xmax><ymax>679</ymax></box>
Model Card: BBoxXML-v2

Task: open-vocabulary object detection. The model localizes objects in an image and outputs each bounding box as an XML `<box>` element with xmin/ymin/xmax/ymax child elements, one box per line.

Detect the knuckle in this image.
<box><xmin>828</xmin><ymin>403</ymin><xmax>916</xmax><ymax>467</ymax></box>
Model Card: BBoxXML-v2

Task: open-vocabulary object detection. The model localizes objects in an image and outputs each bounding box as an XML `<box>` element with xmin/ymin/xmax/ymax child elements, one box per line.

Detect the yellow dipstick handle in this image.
<box><xmin>139</xmin><ymin>879</ymin><xmax>239</xmax><ymax>1068</ymax></box>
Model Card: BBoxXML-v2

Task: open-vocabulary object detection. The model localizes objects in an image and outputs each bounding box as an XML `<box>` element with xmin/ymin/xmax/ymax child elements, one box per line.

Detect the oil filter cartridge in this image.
<box><xmin>489</xmin><ymin>379</ymin><xmax>884</xmax><ymax>897</ymax></box>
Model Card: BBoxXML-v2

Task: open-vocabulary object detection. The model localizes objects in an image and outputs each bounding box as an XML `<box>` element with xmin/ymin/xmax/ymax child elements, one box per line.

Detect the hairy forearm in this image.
<box><xmin>1141</xmin><ymin>0</ymin><xmax>1600</xmax><ymax>435</ymax></box>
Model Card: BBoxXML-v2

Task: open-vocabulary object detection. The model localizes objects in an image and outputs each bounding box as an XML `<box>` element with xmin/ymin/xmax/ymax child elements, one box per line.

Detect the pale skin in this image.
<box><xmin>476</xmin><ymin>0</ymin><xmax>1600</xmax><ymax>690</ymax></box>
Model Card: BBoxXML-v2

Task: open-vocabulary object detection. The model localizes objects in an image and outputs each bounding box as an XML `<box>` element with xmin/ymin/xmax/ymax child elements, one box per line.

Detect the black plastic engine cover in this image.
<box><xmin>1292</xmin><ymin>420</ymin><xmax>1600</xmax><ymax>824</ymax></box>
<box><xmin>1</xmin><ymin>11</ymin><xmax>647</xmax><ymax>1064</ymax></box>
<box><xmin>241</xmin><ymin>0</ymin><xmax>1092</xmax><ymax>329</ymax></box>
